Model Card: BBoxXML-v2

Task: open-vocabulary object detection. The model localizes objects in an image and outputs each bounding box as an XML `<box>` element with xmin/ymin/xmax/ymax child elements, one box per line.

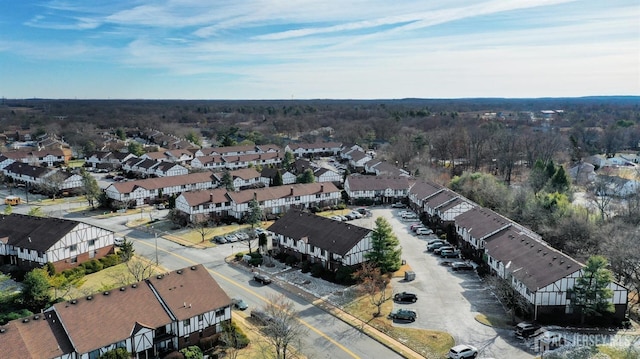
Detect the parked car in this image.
<box><xmin>253</xmin><ymin>273</ymin><xmax>272</xmax><ymax>284</ymax></box>
<box><xmin>426</xmin><ymin>239</ymin><xmax>444</xmax><ymax>246</ymax></box>
<box><xmin>427</xmin><ymin>242</ymin><xmax>447</xmax><ymax>251</ymax></box>
<box><xmin>515</xmin><ymin>322</ymin><xmax>542</xmax><ymax>338</ymax></box>
<box><xmin>235</xmin><ymin>232</ymin><xmax>250</xmax><ymax>240</ymax></box>
<box><xmin>349</xmin><ymin>211</ymin><xmax>363</xmax><ymax>219</ymax></box>
<box><xmin>250</xmin><ymin>310</ymin><xmax>273</xmax><ymax>325</ymax></box>
<box><xmin>410</xmin><ymin>223</ymin><xmax>424</xmax><ymax>231</ymax></box>
<box><xmin>114</xmin><ymin>237</ymin><xmax>125</xmax><ymax>246</ymax></box>
<box><xmin>398</xmin><ymin>210</ymin><xmax>412</xmax><ymax>217</ymax></box>
<box><xmin>213</xmin><ymin>235</ymin><xmax>227</xmax><ymax>244</ymax></box>
<box><xmin>440</xmin><ymin>249</ymin><xmax>460</xmax><ymax>258</ymax></box>
<box><xmin>447</xmin><ymin>344</ymin><xmax>478</xmax><ymax>359</ymax></box>
<box><xmin>391</xmin><ymin>202</ymin><xmax>406</xmax><ymax>208</ymax></box>
<box><xmin>402</xmin><ymin>214</ymin><xmax>418</xmax><ymax>221</ymax></box>
<box><xmin>255</xmin><ymin>228</ymin><xmax>267</xmax><ymax>235</ymax></box>
<box><xmin>225</xmin><ymin>234</ymin><xmax>239</xmax><ymax>242</ymax></box>
<box><xmin>330</xmin><ymin>215</ymin><xmax>343</xmax><ymax>221</ymax></box>
<box><xmin>451</xmin><ymin>262</ymin><xmax>475</xmax><ymax>271</ymax></box>
<box><xmin>231</xmin><ymin>298</ymin><xmax>249</xmax><ymax>310</ymax></box>
<box><xmin>433</xmin><ymin>245</ymin><xmax>454</xmax><ymax>255</ymax></box>
<box><xmin>388</xmin><ymin>309</ymin><xmax>417</xmax><ymax>322</ymax></box>
<box><xmin>416</xmin><ymin>227</ymin><xmax>434</xmax><ymax>235</ymax></box>
<box><xmin>393</xmin><ymin>292</ymin><xmax>418</xmax><ymax>303</ymax></box>
<box><xmin>355</xmin><ymin>207</ymin><xmax>368</xmax><ymax>215</ymax></box>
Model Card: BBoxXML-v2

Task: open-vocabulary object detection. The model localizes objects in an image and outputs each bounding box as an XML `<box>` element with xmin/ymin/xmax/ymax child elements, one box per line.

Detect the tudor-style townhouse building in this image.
<box><xmin>344</xmin><ymin>175</ymin><xmax>411</xmax><ymax>204</ymax></box>
<box><xmin>104</xmin><ymin>172</ymin><xmax>216</xmax><ymax>208</ymax></box>
<box><xmin>268</xmin><ymin>209</ymin><xmax>373</xmax><ymax>270</ymax></box>
<box><xmin>284</xmin><ymin>142</ymin><xmax>343</xmax><ymax>158</ymax></box>
<box><xmin>175</xmin><ymin>182</ymin><xmax>341</xmax><ymax>223</ymax></box>
<box><xmin>0</xmin><ymin>214</ymin><xmax>115</xmax><ymax>272</ymax></box>
<box><xmin>1</xmin><ymin>265</ymin><xmax>232</xmax><ymax>359</ymax></box>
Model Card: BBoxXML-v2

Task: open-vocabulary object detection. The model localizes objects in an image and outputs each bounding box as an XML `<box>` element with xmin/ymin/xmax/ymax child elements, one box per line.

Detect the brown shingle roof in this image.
<box><xmin>408</xmin><ymin>181</ymin><xmax>444</xmax><ymax>199</ymax></box>
<box><xmin>454</xmin><ymin>207</ymin><xmax>512</xmax><ymax>239</ymax></box>
<box><xmin>148</xmin><ymin>264</ymin><xmax>231</xmax><ymax>321</ymax></box>
<box><xmin>346</xmin><ymin>175</ymin><xmax>410</xmax><ymax>191</ymax></box>
<box><xmin>54</xmin><ymin>282</ymin><xmax>172</xmax><ymax>354</ymax></box>
<box><xmin>267</xmin><ymin>210</ymin><xmax>371</xmax><ymax>256</ymax></box>
<box><xmin>485</xmin><ymin>227</ymin><xmax>583</xmax><ymax>290</ymax></box>
<box><xmin>0</xmin><ymin>311</ymin><xmax>73</xmax><ymax>359</ymax></box>
<box><xmin>109</xmin><ymin>172</ymin><xmax>215</xmax><ymax>193</ymax></box>
<box><xmin>227</xmin><ymin>182</ymin><xmax>338</xmax><ymax>204</ymax></box>
<box><xmin>180</xmin><ymin>188</ymin><xmax>230</xmax><ymax>206</ymax></box>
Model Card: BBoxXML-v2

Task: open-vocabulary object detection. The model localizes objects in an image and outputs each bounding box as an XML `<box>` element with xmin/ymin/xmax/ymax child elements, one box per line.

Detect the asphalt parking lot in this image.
<box><xmin>353</xmin><ymin>207</ymin><xmax>533</xmax><ymax>359</ymax></box>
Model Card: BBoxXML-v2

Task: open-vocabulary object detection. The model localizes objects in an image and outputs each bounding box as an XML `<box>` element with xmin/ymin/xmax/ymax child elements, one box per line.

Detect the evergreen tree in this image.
<box><xmin>282</xmin><ymin>151</ymin><xmax>294</xmax><ymax>171</ymax></box>
<box><xmin>365</xmin><ymin>217</ymin><xmax>402</xmax><ymax>273</ymax></box>
<box><xmin>297</xmin><ymin>168</ymin><xmax>315</xmax><ymax>184</ymax></box>
<box><xmin>81</xmin><ymin>169</ymin><xmax>101</xmax><ymax>209</ymax></box>
<box><xmin>273</xmin><ymin>170</ymin><xmax>284</xmax><ymax>186</ymax></box>
<box><xmin>550</xmin><ymin>166</ymin><xmax>570</xmax><ymax>193</ymax></box>
<box><xmin>221</xmin><ymin>170</ymin><xmax>234</xmax><ymax>191</ymax></box>
<box><xmin>247</xmin><ymin>198</ymin><xmax>263</xmax><ymax>229</ymax></box>
<box><xmin>21</xmin><ymin>268</ymin><xmax>51</xmax><ymax>310</ymax></box>
<box><xmin>544</xmin><ymin>160</ymin><xmax>556</xmax><ymax>180</ymax></box>
<box><xmin>570</xmin><ymin>255</ymin><xmax>614</xmax><ymax>324</ymax></box>
<box><xmin>528</xmin><ymin>159</ymin><xmax>549</xmax><ymax>195</ymax></box>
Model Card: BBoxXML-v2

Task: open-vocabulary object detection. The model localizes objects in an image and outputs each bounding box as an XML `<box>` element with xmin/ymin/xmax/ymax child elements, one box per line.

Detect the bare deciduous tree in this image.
<box><xmin>261</xmin><ymin>294</ymin><xmax>309</xmax><ymax>359</ymax></box>
<box><xmin>354</xmin><ymin>262</ymin><xmax>392</xmax><ymax>317</ymax></box>
<box><xmin>485</xmin><ymin>274</ymin><xmax>531</xmax><ymax>324</ymax></box>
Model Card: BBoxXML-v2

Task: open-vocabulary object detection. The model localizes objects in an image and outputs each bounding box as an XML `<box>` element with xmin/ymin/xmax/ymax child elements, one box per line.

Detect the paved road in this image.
<box><xmin>33</xmin><ymin>205</ymin><xmax>402</xmax><ymax>359</ymax></box>
<box><xmin>353</xmin><ymin>208</ymin><xmax>533</xmax><ymax>359</ymax></box>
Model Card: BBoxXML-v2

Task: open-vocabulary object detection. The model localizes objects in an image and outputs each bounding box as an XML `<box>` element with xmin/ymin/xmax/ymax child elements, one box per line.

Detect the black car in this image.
<box><xmin>250</xmin><ymin>310</ymin><xmax>273</xmax><ymax>325</ymax></box>
<box><xmin>253</xmin><ymin>273</ymin><xmax>272</xmax><ymax>284</ymax></box>
<box><xmin>451</xmin><ymin>262</ymin><xmax>475</xmax><ymax>271</ymax></box>
<box><xmin>393</xmin><ymin>292</ymin><xmax>418</xmax><ymax>303</ymax></box>
<box><xmin>388</xmin><ymin>309</ymin><xmax>417</xmax><ymax>322</ymax></box>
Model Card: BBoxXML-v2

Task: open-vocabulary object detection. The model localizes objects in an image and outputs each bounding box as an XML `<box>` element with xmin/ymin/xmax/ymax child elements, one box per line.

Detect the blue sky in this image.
<box><xmin>1</xmin><ymin>1</ymin><xmax>638</xmax><ymax>99</ymax></box>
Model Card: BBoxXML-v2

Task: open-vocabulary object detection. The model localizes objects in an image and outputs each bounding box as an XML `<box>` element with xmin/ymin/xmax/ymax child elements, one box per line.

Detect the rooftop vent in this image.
<box><xmin>560</xmin><ymin>260</ymin><xmax>565</xmax><ymax>264</ymax></box>
<box><xmin>71</xmin><ymin>299</ymin><xmax>77</xmax><ymax>304</ymax></box>
<box><xmin>103</xmin><ymin>291</ymin><xmax>110</xmax><ymax>296</ymax></box>
<box><xmin>190</xmin><ymin>266</ymin><xmax>196</xmax><ymax>270</ymax></box>
<box><xmin>537</xmin><ymin>248</ymin><xmax>542</xmax><ymax>252</ymax></box>
<box><xmin>120</xmin><ymin>287</ymin><xmax>126</xmax><ymax>291</ymax></box>
<box><xmin>23</xmin><ymin>318</ymin><xmax>29</xmax><ymax>323</ymax></box>
<box><xmin>86</xmin><ymin>296</ymin><xmax>93</xmax><ymax>301</ymax></box>
<box><xmin>132</xmin><ymin>284</ymin><xmax>137</xmax><ymax>288</ymax></box>
<box><xmin>567</xmin><ymin>265</ymin><xmax>572</xmax><ymax>269</ymax></box>
<box><xmin>552</xmin><ymin>256</ymin><xmax>557</xmax><ymax>260</ymax></box>
<box><xmin>33</xmin><ymin>315</ymin><xmax>40</xmax><ymax>320</ymax></box>
<box><xmin>177</xmin><ymin>270</ymin><xmax>183</xmax><ymax>274</ymax></box>
<box><xmin>157</xmin><ymin>274</ymin><xmax>164</xmax><ymax>279</ymax></box>
<box><xmin>0</xmin><ymin>328</ymin><xmax>5</xmax><ymax>333</ymax></box>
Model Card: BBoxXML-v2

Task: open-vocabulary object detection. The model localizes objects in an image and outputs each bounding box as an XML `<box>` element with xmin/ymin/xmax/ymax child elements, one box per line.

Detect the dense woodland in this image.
<box><xmin>1</xmin><ymin>97</ymin><xmax>640</xmax><ymax>307</ymax></box>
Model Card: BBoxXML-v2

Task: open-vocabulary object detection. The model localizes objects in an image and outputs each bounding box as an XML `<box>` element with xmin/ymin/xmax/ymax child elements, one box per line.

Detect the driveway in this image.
<box><xmin>352</xmin><ymin>208</ymin><xmax>533</xmax><ymax>359</ymax></box>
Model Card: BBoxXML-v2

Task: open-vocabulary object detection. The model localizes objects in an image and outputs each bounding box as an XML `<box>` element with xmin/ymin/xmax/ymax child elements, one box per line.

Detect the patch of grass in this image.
<box><xmin>344</xmin><ymin>289</ymin><xmax>454</xmax><ymax>358</ymax></box>
<box><xmin>474</xmin><ymin>313</ymin><xmax>513</xmax><ymax>329</ymax></box>
<box><xmin>67</xmin><ymin>159</ymin><xmax>85</xmax><ymax>168</ymax></box>
<box><xmin>61</xmin><ymin>256</ymin><xmax>162</xmax><ymax>300</ymax></box>
<box><xmin>393</xmin><ymin>264</ymin><xmax>413</xmax><ymax>278</ymax></box>
<box><xmin>598</xmin><ymin>344</ymin><xmax>640</xmax><ymax>359</ymax></box>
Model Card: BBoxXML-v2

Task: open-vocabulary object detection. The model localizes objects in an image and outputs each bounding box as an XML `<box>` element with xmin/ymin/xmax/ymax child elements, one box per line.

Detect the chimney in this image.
<box><xmin>290</xmin><ymin>187</ymin><xmax>294</xmax><ymax>195</ymax></box>
<box><xmin>253</xmin><ymin>192</ymin><xmax>257</xmax><ymax>200</ymax></box>
<box><xmin>320</xmin><ymin>185</ymin><xmax>324</xmax><ymax>193</ymax></box>
<box><xmin>209</xmin><ymin>193</ymin><xmax>213</xmax><ymax>202</ymax></box>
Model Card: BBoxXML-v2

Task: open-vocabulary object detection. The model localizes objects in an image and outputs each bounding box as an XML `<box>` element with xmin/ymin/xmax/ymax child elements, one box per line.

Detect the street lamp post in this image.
<box><xmin>155</xmin><ymin>232</ymin><xmax>158</xmax><ymax>266</ymax></box>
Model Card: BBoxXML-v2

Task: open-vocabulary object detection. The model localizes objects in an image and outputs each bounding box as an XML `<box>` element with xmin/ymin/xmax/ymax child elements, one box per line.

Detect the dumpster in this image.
<box><xmin>404</xmin><ymin>271</ymin><xmax>416</xmax><ymax>281</ymax></box>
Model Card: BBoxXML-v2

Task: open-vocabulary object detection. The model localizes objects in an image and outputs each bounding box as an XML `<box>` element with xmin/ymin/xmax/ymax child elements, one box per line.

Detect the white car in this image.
<box><xmin>235</xmin><ymin>232</ymin><xmax>250</xmax><ymax>240</ymax></box>
<box><xmin>329</xmin><ymin>215</ymin><xmax>343</xmax><ymax>221</ymax></box>
<box><xmin>114</xmin><ymin>237</ymin><xmax>125</xmax><ymax>246</ymax></box>
<box><xmin>447</xmin><ymin>344</ymin><xmax>478</xmax><ymax>359</ymax></box>
<box><xmin>225</xmin><ymin>234</ymin><xmax>239</xmax><ymax>242</ymax></box>
<box><xmin>349</xmin><ymin>211</ymin><xmax>363</xmax><ymax>219</ymax></box>
<box><xmin>416</xmin><ymin>228</ymin><xmax>434</xmax><ymax>235</ymax></box>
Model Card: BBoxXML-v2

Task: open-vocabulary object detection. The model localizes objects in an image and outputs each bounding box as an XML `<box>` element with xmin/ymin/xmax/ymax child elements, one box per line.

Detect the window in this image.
<box><xmin>68</xmin><ymin>244</ymin><xmax>77</xmax><ymax>252</ymax></box>
<box><xmin>198</xmin><ymin>314</ymin><xmax>204</xmax><ymax>322</ymax></box>
<box><xmin>71</xmin><ymin>256</ymin><xmax>78</xmax><ymax>263</ymax></box>
<box><xmin>215</xmin><ymin>309</ymin><xmax>225</xmax><ymax>317</ymax></box>
<box><xmin>295</xmin><ymin>196</ymin><xmax>300</xmax><ymax>200</ymax></box>
<box><xmin>183</xmin><ymin>318</ymin><xmax>191</xmax><ymax>326</ymax></box>
<box><xmin>88</xmin><ymin>239</ymin><xmax>95</xmax><ymax>247</ymax></box>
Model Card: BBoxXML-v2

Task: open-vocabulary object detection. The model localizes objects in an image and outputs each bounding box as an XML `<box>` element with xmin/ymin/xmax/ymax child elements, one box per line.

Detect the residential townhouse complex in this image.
<box><xmin>408</xmin><ymin>180</ymin><xmax>628</xmax><ymax>323</ymax></box>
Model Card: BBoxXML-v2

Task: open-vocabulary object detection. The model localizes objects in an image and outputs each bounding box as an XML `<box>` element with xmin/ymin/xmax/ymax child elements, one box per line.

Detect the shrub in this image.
<box><xmin>310</xmin><ymin>263</ymin><xmax>324</xmax><ymax>277</ymax></box>
<box><xmin>45</xmin><ymin>262</ymin><xmax>56</xmax><ymax>276</ymax></box>
<box><xmin>285</xmin><ymin>255</ymin><xmax>299</xmax><ymax>266</ymax></box>
<box><xmin>179</xmin><ymin>345</ymin><xmax>203</xmax><ymax>359</ymax></box>
<box><xmin>99</xmin><ymin>254</ymin><xmax>121</xmax><ymax>268</ymax></box>
<box><xmin>300</xmin><ymin>261</ymin><xmax>311</xmax><ymax>273</ymax></box>
<box><xmin>81</xmin><ymin>259</ymin><xmax>104</xmax><ymax>275</ymax></box>
<box><xmin>248</xmin><ymin>253</ymin><xmax>263</xmax><ymax>266</ymax></box>
<box><xmin>221</xmin><ymin>321</ymin><xmax>250</xmax><ymax>349</ymax></box>
<box><xmin>162</xmin><ymin>351</ymin><xmax>184</xmax><ymax>359</ymax></box>
<box><xmin>62</xmin><ymin>267</ymin><xmax>86</xmax><ymax>281</ymax></box>
<box><xmin>234</xmin><ymin>252</ymin><xmax>245</xmax><ymax>260</ymax></box>
<box><xmin>335</xmin><ymin>266</ymin><xmax>355</xmax><ymax>285</ymax></box>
